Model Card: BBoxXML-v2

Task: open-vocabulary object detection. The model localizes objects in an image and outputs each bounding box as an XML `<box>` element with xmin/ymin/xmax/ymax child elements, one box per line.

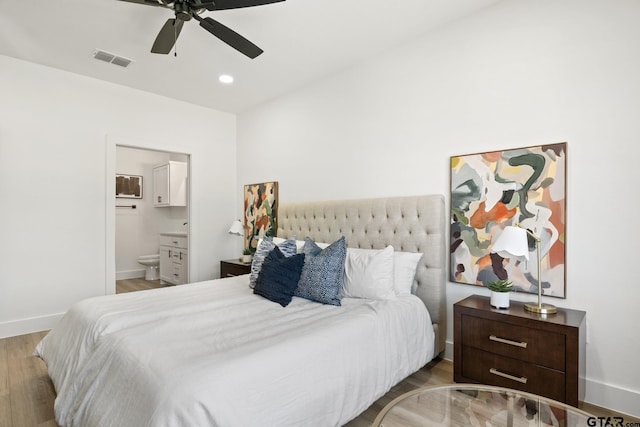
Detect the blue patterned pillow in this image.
<box><xmin>295</xmin><ymin>236</ymin><xmax>347</xmax><ymax>306</ymax></box>
<box><xmin>249</xmin><ymin>237</ymin><xmax>297</xmax><ymax>288</ymax></box>
<box><xmin>254</xmin><ymin>246</ymin><xmax>306</xmax><ymax>307</ymax></box>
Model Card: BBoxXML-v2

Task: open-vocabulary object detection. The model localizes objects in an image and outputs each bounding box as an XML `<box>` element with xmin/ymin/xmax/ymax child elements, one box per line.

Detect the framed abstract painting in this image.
<box><xmin>243</xmin><ymin>181</ymin><xmax>279</xmax><ymax>253</ymax></box>
<box><xmin>450</xmin><ymin>143</ymin><xmax>567</xmax><ymax>298</ymax></box>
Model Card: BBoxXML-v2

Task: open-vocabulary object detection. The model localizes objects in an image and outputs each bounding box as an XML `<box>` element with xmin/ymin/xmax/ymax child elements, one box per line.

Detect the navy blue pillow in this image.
<box><xmin>249</xmin><ymin>237</ymin><xmax>297</xmax><ymax>289</ymax></box>
<box><xmin>254</xmin><ymin>246</ymin><xmax>306</xmax><ymax>307</ymax></box>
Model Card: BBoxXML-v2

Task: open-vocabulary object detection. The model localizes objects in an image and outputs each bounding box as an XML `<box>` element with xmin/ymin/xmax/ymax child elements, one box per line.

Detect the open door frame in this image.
<box><xmin>105</xmin><ymin>135</ymin><xmax>191</xmax><ymax>295</ymax></box>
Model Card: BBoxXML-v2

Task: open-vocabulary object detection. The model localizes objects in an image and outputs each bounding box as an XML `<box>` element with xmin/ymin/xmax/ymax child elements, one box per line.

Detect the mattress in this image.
<box><xmin>35</xmin><ymin>275</ymin><xmax>434</xmax><ymax>427</ymax></box>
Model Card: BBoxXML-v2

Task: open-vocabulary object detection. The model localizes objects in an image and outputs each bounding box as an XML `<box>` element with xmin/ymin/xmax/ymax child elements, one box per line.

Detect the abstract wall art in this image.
<box><xmin>115</xmin><ymin>174</ymin><xmax>143</xmax><ymax>199</ymax></box>
<box><xmin>244</xmin><ymin>181</ymin><xmax>279</xmax><ymax>253</ymax></box>
<box><xmin>450</xmin><ymin>143</ymin><xmax>567</xmax><ymax>298</ymax></box>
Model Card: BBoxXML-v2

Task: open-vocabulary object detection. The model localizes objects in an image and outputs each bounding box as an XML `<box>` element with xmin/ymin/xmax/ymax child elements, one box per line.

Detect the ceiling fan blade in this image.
<box><xmin>202</xmin><ymin>0</ymin><xmax>285</xmax><ymax>11</ymax></box>
<box><xmin>151</xmin><ymin>18</ymin><xmax>184</xmax><ymax>54</ymax></box>
<box><xmin>195</xmin><ymin>16</ymin><xmax>263</xmax><ymax>58</ymax></box>
<box><xmin>116</xmin><ymin>0</ymin><xmax>167</xmax><ymax>8</ymax></box>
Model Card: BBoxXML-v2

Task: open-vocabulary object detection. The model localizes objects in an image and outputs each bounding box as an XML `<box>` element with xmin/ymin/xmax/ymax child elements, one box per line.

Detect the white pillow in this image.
<box><xmin>393</xmin><ymin>251</ymin><xmax>423</xmax><ymax>295</ymax></box>
<box><xmin>343</xmin><ymin>246</ymin><xmax>396</xmax><ymax>300</ymax></box>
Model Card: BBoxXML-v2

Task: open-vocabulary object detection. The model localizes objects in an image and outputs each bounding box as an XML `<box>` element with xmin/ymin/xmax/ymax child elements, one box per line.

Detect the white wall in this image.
<box><xmin>0</xmin><ymin>54</ymin><xmax>237</xmax><ymax>337</ymax></box>
<box><xmin>115</xmin><ymin>147</ymin><xmax>188</xmax><ymax>279</ymax></box>
<box><xmin>237</xmin><ymin>0</ymin><xmax>640</xmax><ymax>417</ymax></box>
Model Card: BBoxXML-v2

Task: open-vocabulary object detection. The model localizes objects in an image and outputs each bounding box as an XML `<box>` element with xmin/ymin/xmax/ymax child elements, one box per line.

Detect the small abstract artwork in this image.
<box><xmin>244</xmin><ymin>181</ymin><xmax>278</xmax><ymax>253</ymax></box>
<box><xmin>115</xmin><ymin>174</ymin><xmax>143</xmax><ymax>199</ymax></box>
<box><xmin>450</xmin><ymin>143</ymin><xmax>566</xmax><ymax>298</ymax></box>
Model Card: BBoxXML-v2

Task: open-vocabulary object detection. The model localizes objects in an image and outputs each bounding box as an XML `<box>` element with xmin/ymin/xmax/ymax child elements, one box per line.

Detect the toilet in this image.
<box><xmin>137</xmin><ymin>254</ymin><xmax>160</xmax><ymax>280</ymax></box>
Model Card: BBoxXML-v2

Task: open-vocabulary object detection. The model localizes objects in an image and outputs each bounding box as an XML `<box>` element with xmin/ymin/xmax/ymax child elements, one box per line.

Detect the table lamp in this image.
<box><xmin>492</xmin><ymin>225</ymin><xmax>557</xmax><ymax>315</ymax></box>
<box><xmin>228</xmin><ymin>220</ymin><xmax>244</xmax><ymax>236</ymax></box>
<box><xmin>229</xmin><ymin>220</ymin><xmax>253</xmax><ymax>262</ymax></box>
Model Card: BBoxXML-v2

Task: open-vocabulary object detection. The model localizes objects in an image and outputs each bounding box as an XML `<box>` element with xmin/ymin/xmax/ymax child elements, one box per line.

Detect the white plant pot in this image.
<box><xmin>490</xmin><ymin>291</ymin><xmax>510</xmax><ymax>309</ymax></box>
<box><xmin>240</xmin><ymin>254</ymin><xmax>253</xmax><ymax>264</ymax></box>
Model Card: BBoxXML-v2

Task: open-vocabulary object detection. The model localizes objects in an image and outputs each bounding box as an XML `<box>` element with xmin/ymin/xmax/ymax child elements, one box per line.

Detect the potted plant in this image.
<box><xmin>487</xmin><ymin>279</ymin><xmax>512</xmax><ymax>309</ymax></box>
<box><xmin>240</xmin><ymin>248</ymin><xmax>253</xmax><ymax>264</ymax></box>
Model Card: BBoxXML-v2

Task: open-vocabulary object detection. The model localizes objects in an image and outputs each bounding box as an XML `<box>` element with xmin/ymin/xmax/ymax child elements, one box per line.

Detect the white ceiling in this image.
<box><xmin>0</xmin><ymin>0</ymin><xmax>500</xmax><ymax>113</ymax></box>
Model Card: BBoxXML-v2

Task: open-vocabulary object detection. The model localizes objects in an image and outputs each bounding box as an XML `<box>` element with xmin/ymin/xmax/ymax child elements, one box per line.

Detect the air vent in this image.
<box><xmin>92</xmin><ymin>49</ymin><xmax>133</xmax><ymax>68</ymax></box>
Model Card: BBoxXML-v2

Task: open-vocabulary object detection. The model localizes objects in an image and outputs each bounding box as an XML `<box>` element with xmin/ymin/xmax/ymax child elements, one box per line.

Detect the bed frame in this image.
<box><xmin>278</xmin><ymin>194</ymin><xmax>446</xmax><ymax>356</ymax></box>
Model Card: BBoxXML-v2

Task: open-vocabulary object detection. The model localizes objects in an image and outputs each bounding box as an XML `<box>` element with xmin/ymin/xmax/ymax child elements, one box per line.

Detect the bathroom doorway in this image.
<box><xmin>114</xmin><ymin>146</ymin><xmax>190</xmax><ymax>293</ymax></box>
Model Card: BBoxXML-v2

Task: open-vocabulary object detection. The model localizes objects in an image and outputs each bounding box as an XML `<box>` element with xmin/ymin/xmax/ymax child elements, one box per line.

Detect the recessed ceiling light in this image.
<box><xmin>219</xmin><ymin>74</ymin><xmax>234</xmax><ymax>84</ymax></box>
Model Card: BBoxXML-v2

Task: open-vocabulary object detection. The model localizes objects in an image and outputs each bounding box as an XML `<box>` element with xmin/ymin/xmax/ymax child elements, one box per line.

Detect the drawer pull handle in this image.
<box><xmin>489</xmin><ymin>335</ymin><xmax>528</xmax><ymax>348</ymax></box>
<box><xmin>490</xmin><ymin>368</ymin><xmax>528</xmax><ymax>384</ymax></box>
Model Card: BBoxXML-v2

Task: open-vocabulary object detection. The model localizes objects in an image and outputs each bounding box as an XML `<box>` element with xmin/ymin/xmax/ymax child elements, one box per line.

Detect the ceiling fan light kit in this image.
<box><xmin>117</xmin><ymin>0</ymin><xmax>285</xmax><ymax>58</ymax></box>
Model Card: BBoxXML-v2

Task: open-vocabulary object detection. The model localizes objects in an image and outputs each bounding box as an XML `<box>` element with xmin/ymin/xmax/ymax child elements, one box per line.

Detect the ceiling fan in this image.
<box><xmin>117</xmin><ymin>0</ymin><xmax>285</xmax><ymax>58</ymax></box>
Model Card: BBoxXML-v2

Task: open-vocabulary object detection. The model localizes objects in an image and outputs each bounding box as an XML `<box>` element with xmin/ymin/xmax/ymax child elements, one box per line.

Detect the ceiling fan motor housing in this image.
<box><xmin>173</xmin><ymin>2</ymin><xmax>192</xmax><ymax>20</ymax></box>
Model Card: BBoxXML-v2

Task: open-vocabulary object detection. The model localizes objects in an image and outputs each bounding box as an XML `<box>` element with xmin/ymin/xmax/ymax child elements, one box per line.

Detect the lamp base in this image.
<box><xmin>524</xmin><ymin>302</ymin><xmax>557</xmax><ymax>315</ymax></box>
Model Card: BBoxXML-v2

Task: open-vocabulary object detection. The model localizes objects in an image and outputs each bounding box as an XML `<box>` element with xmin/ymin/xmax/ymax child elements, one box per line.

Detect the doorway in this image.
<box><xmin>106</xmin><ymin>139</ymin><xmax>191</xmax><ymax>295</ymax></box>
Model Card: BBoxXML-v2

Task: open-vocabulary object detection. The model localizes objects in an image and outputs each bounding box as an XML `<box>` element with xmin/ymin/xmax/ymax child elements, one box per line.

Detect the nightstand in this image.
<box><xmin>220</xmin><ymin>258</ymin><xmax>252</xmax><ymax>278</ymax></box>
<box><xmin>454</xmin><ymin>295</ymin><xmax>586</xmax><ymax>407</ymax></box>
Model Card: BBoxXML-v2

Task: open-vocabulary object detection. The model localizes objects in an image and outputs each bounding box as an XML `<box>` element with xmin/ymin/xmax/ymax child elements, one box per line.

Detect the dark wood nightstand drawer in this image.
<box><xmin>220</xmin><ymin>259</ymin><xmax>252</xmax><ymax>278</ymax></box>
<box><xmin>461</xmin><ymin>347</ymin><xmax>565</xmax><ymax>403</ymax></box>
<box><xmin>461</xmin><ymin>315</ymin><xmax>565</xmax><ymax>371</ymax></box>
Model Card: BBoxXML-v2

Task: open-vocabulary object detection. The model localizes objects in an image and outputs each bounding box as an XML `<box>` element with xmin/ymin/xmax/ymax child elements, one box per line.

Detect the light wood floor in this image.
<box><xmin>0</xmin><ymin>330</ymin><xmax>57</xmax><ymax>427</ymax></box>
<box><xmin>115</xmin><ymin>277</ymin><xmax>168</xmax><ymax>294</ymax></box>
<box><xmin>1</xmin><ymin>282</ymin><xmax>637</xmax><ymax>427</ymax></box>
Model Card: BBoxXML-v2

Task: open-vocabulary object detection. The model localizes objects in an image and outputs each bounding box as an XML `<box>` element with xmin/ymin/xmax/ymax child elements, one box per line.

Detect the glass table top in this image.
<box><xmin>373</xmin><ymin>384</ymin><xmax>594</xmax><ymax>427</ymax></box>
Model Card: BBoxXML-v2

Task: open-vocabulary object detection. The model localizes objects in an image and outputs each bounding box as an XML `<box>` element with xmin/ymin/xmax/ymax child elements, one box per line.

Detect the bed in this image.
<box><xmin>35</xmin><ymin>194</ymin><xmax>446</xmax><ymax>427</ymax></box>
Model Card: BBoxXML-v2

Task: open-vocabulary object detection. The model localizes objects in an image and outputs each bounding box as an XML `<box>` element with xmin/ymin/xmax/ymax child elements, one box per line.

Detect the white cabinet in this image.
<box><xmin>153</xmin><ymin>161</ymin><xmax>187</xmax><ymax>207</ymax></box>
<box><xmin>159</xmin><ymin>234</ymin><xmax>188</xmax><ymax>285</ymax></box>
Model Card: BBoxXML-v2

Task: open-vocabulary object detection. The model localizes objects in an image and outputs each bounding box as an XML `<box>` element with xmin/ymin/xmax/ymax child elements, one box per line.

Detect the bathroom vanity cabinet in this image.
<box><xmin>159</xmin><ymin>233</ymin><xmax>188</xmax><ymax>285</ymax></box>
<box><xmin>153</xmin><ymin>161</ymin><xmax>187</xmax><ymax>207</ymax></box>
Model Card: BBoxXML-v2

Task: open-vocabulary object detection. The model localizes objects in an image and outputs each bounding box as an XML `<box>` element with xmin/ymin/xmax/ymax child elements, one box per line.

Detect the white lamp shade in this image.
<box><xmin>228</xmin><ymin>220</ymin><xmax>244</xmax><ymax>236</ymax></box>
<box><xmin>491</xmin><ymin>226</ymin><xmax>529</xmax><ymax>261</ymax></box>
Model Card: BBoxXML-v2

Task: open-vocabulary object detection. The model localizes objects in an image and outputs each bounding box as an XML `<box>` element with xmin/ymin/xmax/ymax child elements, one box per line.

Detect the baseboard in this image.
<box><xmin>443</xmin><ymin>339</ymin><xmax>639</xmax><ymax>418</ymax></box>
<box><xmin>584</xmin><ymin>377</ymin><xmax>640</xmax><ymax>418</ymax></box>
<box><xmin>444</xmin><ymin>339</ymin><xmax>453</xmax><ymax>361</ymax></box>
<box><xmin>0</xmin><ymin>313</ymin><xmax>64</xmax><ymax>339</ymax></box>
<box><xmin>116</xmin><ymin>269</ymin><xmax>145</xmax><ymax>280</ymax></box>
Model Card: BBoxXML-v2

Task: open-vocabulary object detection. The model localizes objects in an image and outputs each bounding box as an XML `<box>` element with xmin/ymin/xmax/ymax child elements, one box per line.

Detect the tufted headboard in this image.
<box><xmin>277</xmin><ymin>194</ymin><xmax>446</xmax><ymax>356</ymax></box>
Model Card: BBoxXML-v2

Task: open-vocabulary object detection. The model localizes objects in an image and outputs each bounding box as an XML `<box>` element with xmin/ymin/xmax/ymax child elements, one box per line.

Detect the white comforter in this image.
<box><xmin>35</xmin><ymin>275</ymin><xmax>434</xmax><ymax>427</ymax></box>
